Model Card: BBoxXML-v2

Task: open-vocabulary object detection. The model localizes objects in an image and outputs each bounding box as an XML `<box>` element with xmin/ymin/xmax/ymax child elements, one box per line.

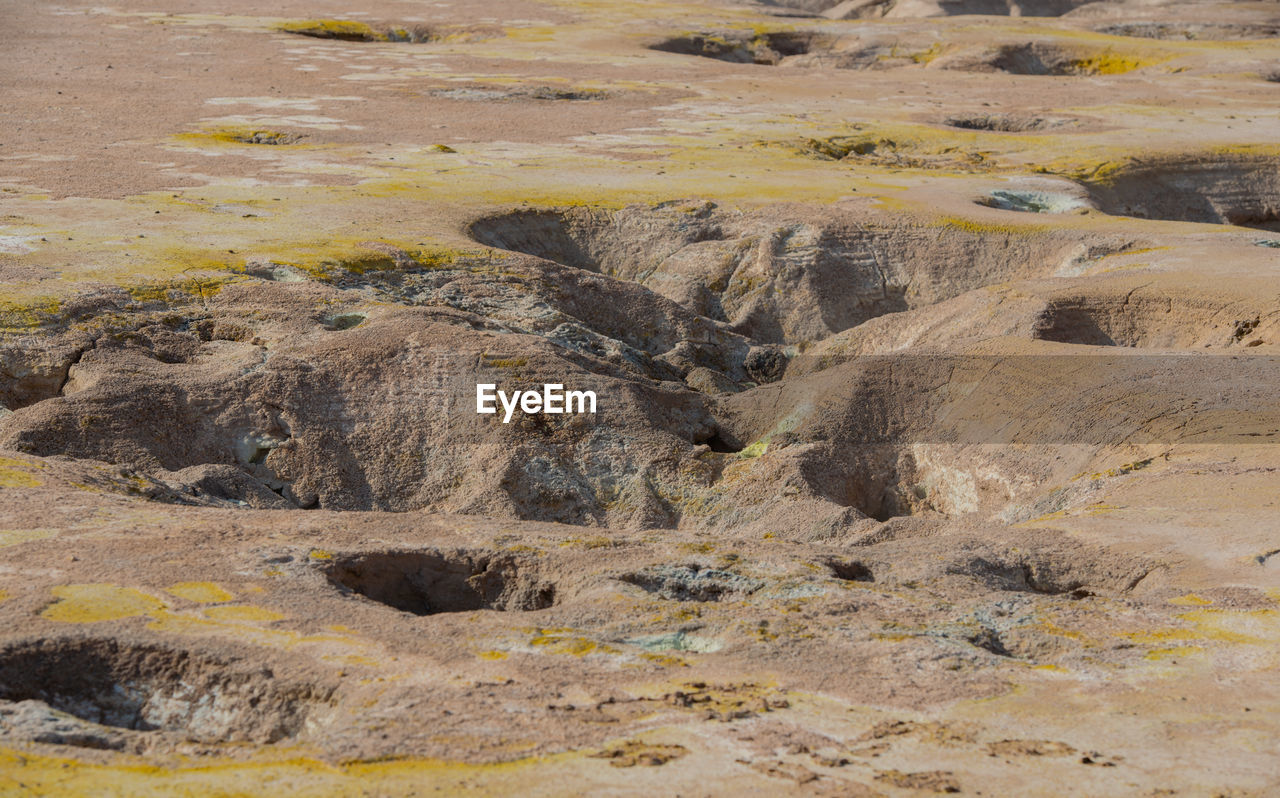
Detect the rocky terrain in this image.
<box><xmin>0</xmin><ymin>0</ymin><xmax>1277</xmax><ymax>794</ymax></box>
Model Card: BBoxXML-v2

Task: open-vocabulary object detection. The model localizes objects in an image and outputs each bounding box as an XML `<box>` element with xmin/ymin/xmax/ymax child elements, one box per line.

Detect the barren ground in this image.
<box><xmin>0</xmin><ymin>0</ymin><xmax>1278</xmax><ymax>795</ymax></box>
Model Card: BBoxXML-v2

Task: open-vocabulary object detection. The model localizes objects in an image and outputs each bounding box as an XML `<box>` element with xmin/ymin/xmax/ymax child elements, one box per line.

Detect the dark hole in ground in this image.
<box><xmin>467</xmin><ymin>209</ymin><xmax>603</xmax><ymax>272</ymax></box>
<box><xmin>967</xmin><ymin>626</ymin><xmax>1015</xmax><ymax>657</ymax></box>
<box><xmin>943</xmin><ymin>114</ymin><xmax>1050</xmax><ymax>132</ymax></box>
<box><xmin>466</xmin><ymin>201</ymin><xmax>1084</xmax><ymax>350</ymax></box>
<box><xmin>868</xmin><ymin>503</ymin><xmax>904</xmax><ymax>523</ymax></box>
<box><xmin>277</xmin><ymin>21</ymin><xmax>439</xmax><ymax>43</ymax></box>
<box><xmin>702</xmin><ymin>430</ymin><xmax>744</xmax><ymax>454</ymax></box>
<box><xmin>325</xmin><ymin>550</ymin><xmax>556</xmax><ymax>615</ymax></box>
<box><xmin>825</xmin><ymin>558</ymin><xmax>874</xmax><ymax>582</ymax></box>
<box><xmin>1227</xmin><ymin>210</ymin><xmax>1280</xmax><ymax>232</ymax></box>
<box><xmin>0</xmin><ymin>638</ymin><xmax>325</xmax><ymax>744</ymax></box>
<box><xmin>619</xmin><ymin>564</ymin><xmax>764</xmax><ymax>601</ymax></box>
<box><xmin>947</xmin><ymin>556</ymin><xmax>1103</xmax><ymax>597</ymax></box>
<box><xmin>1033</xmin><ymin>303</ymin><xmax>1119</xmax><ymax>346</ymax></box>
<box><xmin>1031</xmin><ymin>293</ymin><xmax>1264</xmax><ymax>349</ymax></box>
<box><xmin>324</xmin><ymin>313</ymin><xmax>367</xmax><ymax>331</ymax></box>
<box><xmin>232</xmin><ymin>130</ymin><xmax>302</xmax><ymax>145</ymax></box>
<box><xmin>1082</xmin><ymin>156</ymin><xmax>1280</xmax><ymax>229</ymax></box>
<box><xmin>744</xmin><ymin>346</ymin><xmax>787</xmax><ymax>383</ymax></box>
<box><xmin>649</xmin><ymin>31</ymin><xmax>821</xmax><ymax>65</ymax></box>
<box><xmin>987</xmin><ymin>43</ymin><xmax>1137</xmax><ymax>76</ymax></box>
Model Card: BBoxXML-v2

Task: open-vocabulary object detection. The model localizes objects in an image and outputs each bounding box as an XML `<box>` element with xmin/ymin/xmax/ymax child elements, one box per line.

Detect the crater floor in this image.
<box><xmin>1</xmin><ymin>0</ymin><xmax>1278</xmax><ymax>795</ymax></box>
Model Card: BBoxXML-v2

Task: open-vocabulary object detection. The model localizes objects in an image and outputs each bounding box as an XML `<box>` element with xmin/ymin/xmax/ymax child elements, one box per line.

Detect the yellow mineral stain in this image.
<box><xmin>1145</xmin><ymin>645</ymin><xmax>1203</xmax><ymax>661</ymax></box>
<box><xmin>1067</xmin><ymin>52</ymin><xmax>1160</xmax><ymax>76</ymax></box>
<box><xmin>529</xmin><ymin>635</ymin><xmax>601</xmax><ymax>656</ymax></box>
<box><xmin>0</xmin><ymin>456</ymin><xmax>45</xmax><ymax>471</ymax></box>
<box><xmin>1178</xmin><ymin>608</ymin><xmax>1280</xmax><ymax>645</ymax></box>
<box><xmin>1124</xmin><ymin>627</ymin><xmax>1201</xmax><ymax>645</ymax></box>
<box><xmin>478</xmin><ymin>650</ymin><xmax>509</xmax><ymax>661</ymax></box>
<box><xmin>0</xmin><ymin>471</ymin><xmax>41</xmax><ymax>488</ymax></box>
<box><xmin>166</xmin><ymin>582</ymin><xmax>235</xmax><ymax>603</ymax></box>
<box><xmin>275</xmin><ymin>19</ymin><xmax>384</xmax><ymax>40</ymax></box>
<box><xmin>1125</xmin><ymin>608</ymin><xmax>1280</xmax><ymax>649</ymax></box>
<box><xmin>145</xmin><ymin>610</ymin><xmax>372</xmax><ymax>660</ymax></box>
<box><xmin>640</xmin><ymin>652</ymin><xmax>689</xmax><ymax>667</ymax></box>
<box><xmin>172</xmin><ymin>125</ymin><xmax>305</xmax><ymax>148</ymax></box>
<box><xmin>0</xmin><ymin>527</ymin><xmax>58</xmax><ymax>548</ymax></box>
<box><xmin>1035</xmin><ymin>617</ymin><xmax>1087</xmax><ymax>643</ymax></box>
<box><xmin>1168</xmin><ymin>593</ymin><xmax>1212</xmax><ymax>607</ymax></box>
<box><xmin>203</xmin><ymin>605</ymin><xmax>286</xmax><ymax>623</ymax></box>
<box><xmin>0</xmin><ymin>456</ymin><xmax>44</xmax><ymax>488</ymax></box>
<box><xmin>0</xmin><ymin>745</ymin><xmax>584</xmax><ymax>798</ymax></box>
<box><xmin>42</xmin><ymin>584</ymin><xmax>166</xmax><ymax>623</ymax></box>
<box><xmin>323</xmin><ymin>654</ymin><xmax>380</xmax><ymax>667</ymax></box>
